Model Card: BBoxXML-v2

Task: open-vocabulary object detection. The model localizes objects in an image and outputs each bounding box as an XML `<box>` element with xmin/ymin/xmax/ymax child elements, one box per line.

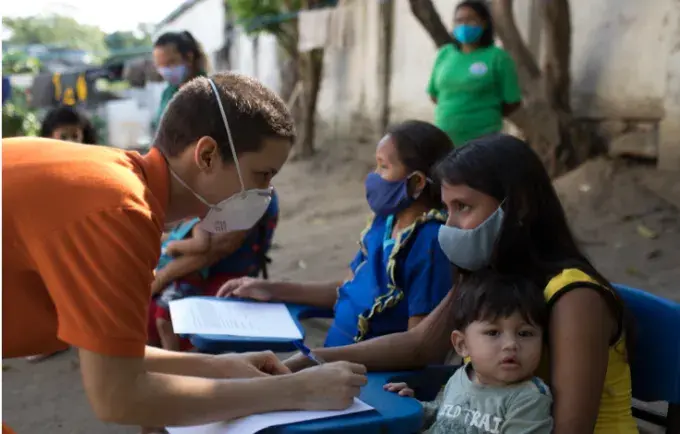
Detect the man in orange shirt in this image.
<box><xmin>2</xmin><ymin>72</ymin><xmax>366</xmax><ymax>432</ymax></box>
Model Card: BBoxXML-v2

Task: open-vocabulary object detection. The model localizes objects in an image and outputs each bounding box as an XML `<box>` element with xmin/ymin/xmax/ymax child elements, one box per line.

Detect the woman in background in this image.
<box><xmin>40</xmin><ymin>105</ymin><xmax>97</xmax><ymax>144</ymax></box>
<box><xmin>151</xmin><ymin>30</ymin><xmax>208</xmax><ymax>131</ymax></box>
<box><xmin>427</xmin><ymin>0</ymin><xmax>521</xmax><ymax>146</ymax></box>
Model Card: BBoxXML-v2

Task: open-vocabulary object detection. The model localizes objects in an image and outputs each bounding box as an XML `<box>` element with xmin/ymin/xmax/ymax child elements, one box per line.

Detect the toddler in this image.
<box><xmin>149</xmin><ymin>191</ymin><xmax>279</xmax><ymax>351</ymax></box>
<box><xmin>385</xmin><ymin>270</ymin><xmax>553</xmax><ymax>434</ymax></box>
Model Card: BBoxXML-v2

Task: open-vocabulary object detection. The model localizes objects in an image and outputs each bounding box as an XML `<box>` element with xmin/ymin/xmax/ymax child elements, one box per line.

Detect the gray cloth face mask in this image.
<box><xmin>437</xmin><ymin>206</ymin><xmax>505</xmax><ymax>271</ymax></box>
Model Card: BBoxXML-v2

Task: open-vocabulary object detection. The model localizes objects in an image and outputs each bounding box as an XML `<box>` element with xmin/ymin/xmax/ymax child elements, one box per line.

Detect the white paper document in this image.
<box><xmin>169</xmin><ymin>298</ymin><xmax>303</xmax><ymax>340</ymax></box>
<box><xmin>167</xmin><ymin>399</ymin><xmax>373</xmax><ymax>434</ymax></box>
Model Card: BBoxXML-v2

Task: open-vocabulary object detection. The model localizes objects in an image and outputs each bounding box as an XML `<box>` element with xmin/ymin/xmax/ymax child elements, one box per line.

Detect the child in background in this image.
<box><xmin>148</xmin><ymin>191</ymin><xmax>279</xmax><ymax>351</ymax></box>
<box><xmin>40</xmin><ymin>105</ymin><xmax>97</xmax><ymax>144</ymax></box>
<box><xmin>385</xmin><ymin>271</ymin><xmax>553</xmax><ymax>434</ymax></box>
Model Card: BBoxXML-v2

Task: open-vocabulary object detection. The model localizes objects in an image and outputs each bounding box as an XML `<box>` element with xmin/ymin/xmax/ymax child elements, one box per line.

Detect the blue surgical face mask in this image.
<box><xmin>437</xmin><ymin>205</ymin><xmax>504</xmax><ymax>271</ymax></box>
<box><xmin>158</xmin><ymin>64</ymin><xmax>188</xmax><ymax>86</ymax></box>
<box><xmin>365</xmin><ymin>172</ymin><xmax>424</xmax><ymax>216</ymax></box>
<box><xmin>453</xmin><ymin>24</ymin><xmax>484</xmax><ymax>44</ymax></box>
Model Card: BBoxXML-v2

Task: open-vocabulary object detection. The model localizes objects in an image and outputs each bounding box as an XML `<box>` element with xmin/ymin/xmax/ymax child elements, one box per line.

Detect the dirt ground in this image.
<box><xmin>3</xmin><ymin>139</ymin><xmax>678</xmax><ymax>433</ymax></box>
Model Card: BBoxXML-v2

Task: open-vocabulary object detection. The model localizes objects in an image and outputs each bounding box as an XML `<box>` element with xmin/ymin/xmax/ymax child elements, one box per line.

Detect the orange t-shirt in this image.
<box><xmin>2</xmin><ymin>138</ymin><xmax>168</xmax><ymax>359</ymax></box>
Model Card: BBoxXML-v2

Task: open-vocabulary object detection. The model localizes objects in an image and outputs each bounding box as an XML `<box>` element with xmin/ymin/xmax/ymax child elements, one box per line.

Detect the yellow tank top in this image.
<box><xmin>541</xmin><ymin>268</ymin><xmax>638</xmax><ymax>434</ymax></box>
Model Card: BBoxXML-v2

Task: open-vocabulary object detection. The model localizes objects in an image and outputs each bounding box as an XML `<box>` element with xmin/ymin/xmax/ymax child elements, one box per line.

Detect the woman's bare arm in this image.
<box><xmin>549</xmin><ymin>287</ymin><xmax>616</xmax><ymax>434</ymax></box>
<box><xmin>287</xmin><ymin>288</ymin><xmax>456</xmax><ymax>372</ymax></box>
<box><xmin>407</xmin><ymin>315</ymin><xmax>426</xmax><ymax>329</ymax></box>
<box><xmin>268</xmin><ymin>281</ymin><xmax>341</xmax><ymax>308</ymax></box>
<box><xmin>221</xmin><ymin>270</ymin><xmax>355</xmax><ymax>309</ymax></box>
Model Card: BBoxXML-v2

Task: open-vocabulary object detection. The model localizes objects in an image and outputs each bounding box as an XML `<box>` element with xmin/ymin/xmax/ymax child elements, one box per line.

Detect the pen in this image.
<box><xmin>293</xmin><ymin>340</ymin><xmax>326</xmax><ymax>365</ymax></box>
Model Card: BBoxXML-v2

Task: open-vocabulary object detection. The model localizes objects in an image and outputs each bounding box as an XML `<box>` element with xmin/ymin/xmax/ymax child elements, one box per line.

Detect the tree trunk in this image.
<box><xmin>378</xmin><ymin>0</ymin><xmax>395</xmax><ymax>133</ymax></box>
<box><xmin>408</xmin><ymin>0</ymin><xmax>453</xmax><ymax>48</ymax></box>
<box><xmin>277</xmin><ymin>18</ymin><xmax>299</xmax><ymax>101</ymax></box>
<box><xmin>491</xmin><ymin>0</ymin><xmax>580</xmax><ymax>175</ymax></box>
<box><xmin>285</xmin><ymin>0</ymin><xmax>324</xmax><ymax>158</ymax></box>
<box><xmin>298</xmin><ymin>48</ymin><xmax>324</xmax><ymax>157</ymax></box>
<box><xmin>279</xmin><ymin>52</ymin><xmax>299</xmax><ymax>103</ymax></box>
<box><xmin>490</xmin><ymin>0</ymin><xmax>560</xmax><ymax>174</ymax></box>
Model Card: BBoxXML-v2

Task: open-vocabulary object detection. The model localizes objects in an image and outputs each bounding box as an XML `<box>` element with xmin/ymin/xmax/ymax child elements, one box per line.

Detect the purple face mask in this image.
<box><xmin>157</xmin><ymin>64</ymin><xmax>188</xmax><ymax>86</ymax></box>
<box><xmin>365</xmin><ymin>172</ymin><xmax>422</xmax><ymax>216</ymax></box>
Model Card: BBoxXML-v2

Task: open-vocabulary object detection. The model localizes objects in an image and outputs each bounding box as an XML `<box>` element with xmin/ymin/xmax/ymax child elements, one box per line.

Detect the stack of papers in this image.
<box><xmin>167</xmin><ymin>398</ymin><xmax>373</xmax><ymax>434</ymax></box>
<box><xmin>169</xmin><ymin>298</ymin><xmax>303</xmax><ymax>340</ymax></box>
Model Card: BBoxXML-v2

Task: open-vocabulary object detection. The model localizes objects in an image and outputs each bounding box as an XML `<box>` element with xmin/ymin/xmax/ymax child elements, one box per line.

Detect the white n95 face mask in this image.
<box><xmin>167</xmin><ymin>78</ymin><xmax>272</xmax><ymax>234</ymax></box>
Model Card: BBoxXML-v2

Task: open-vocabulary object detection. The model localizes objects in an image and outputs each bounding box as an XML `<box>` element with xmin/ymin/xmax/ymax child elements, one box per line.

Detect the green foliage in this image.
<box><xmin>2</xmin><ymin>14</ymin><xmax>107</xmax><ymax>55</ymax></box>
<box><xmin>2</xmin><ymin>87</ymin><xmax>40</xmax><ymax>138</ymax></box>
<box><xmin>90</xmin><ymin>113</ymin><xmax>108</xmax><ymax>145</ymax></box>
<box><xmin>1</xmin><ymin>51</ymin><xmax>42</xmax><ymax>74</ymax></box>
<box><xmin>228</xmin><ymin>0</ymin><xmax>302</xmax><ymax>35</ymax></box>
<box><xmin>104</xmin><ymin>25</ymin><xmax>153</xmax><ymax>52</ymax></box>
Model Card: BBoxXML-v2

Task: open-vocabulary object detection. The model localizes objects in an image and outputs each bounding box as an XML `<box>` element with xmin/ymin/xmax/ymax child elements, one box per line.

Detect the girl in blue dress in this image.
<box><xmin>218</xmin><ymin>120</ymin><xmax>455</xmax><ymax>347</ymax></box>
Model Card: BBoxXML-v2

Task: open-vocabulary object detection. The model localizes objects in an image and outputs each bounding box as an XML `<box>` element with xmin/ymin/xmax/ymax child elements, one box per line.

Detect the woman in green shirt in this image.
<box><xmin>152</xmin><ymin>31</ymin><xmax>208</xmax><ymax>131</ymax></box>
<box><xmin>427</xmin><ymin>0</ymin><xmax>521</xmax><ymax>146</ymax></box>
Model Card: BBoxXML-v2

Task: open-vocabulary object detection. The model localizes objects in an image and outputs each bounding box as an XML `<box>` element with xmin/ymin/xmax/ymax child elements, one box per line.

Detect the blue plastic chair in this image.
<box><xmin>614</xmin><ymin>284</ymin><xmax>680</xmax><ymax>432</ymax></box>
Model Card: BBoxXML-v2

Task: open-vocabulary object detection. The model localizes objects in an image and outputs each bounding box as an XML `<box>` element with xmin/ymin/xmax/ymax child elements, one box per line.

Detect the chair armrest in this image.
<box><xmin>668</xmin><ymin>403</ymin><xmax>680</xmax><ymax>434</ymax></box>
<box><xmin>632</xmin><ymin>401</ymin><xmax>680</xmax><ymax>432</ymax></box>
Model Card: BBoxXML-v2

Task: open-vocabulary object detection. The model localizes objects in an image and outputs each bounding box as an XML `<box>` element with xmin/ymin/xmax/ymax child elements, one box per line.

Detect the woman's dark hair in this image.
<box><xmin>454</xmin><ymin>0</ymin><xmax>495</xmax><ymax>48</ymax></box>
<box><xmin>40</xmin><ymin>105</ymin><xmax>97</xmax><ymax>144</ymax></box>
<box><xmin>386</xmin><ymin>120</ymin><xmax>453</xmax><ymax>209</ymax></box>
<box><xmin>154</xmin><ymin>30</ymin><xmax>208</xmax><ymax>75</ymax></box>
<box><xmin>452</xmin><ymin>270</ymin><xmax>548</xmax><ymax>332</ymax></box>
<box><xmin>434</xmin><ymin>133</ymin><xmax>634</xmax><ymax>357</ymax></box>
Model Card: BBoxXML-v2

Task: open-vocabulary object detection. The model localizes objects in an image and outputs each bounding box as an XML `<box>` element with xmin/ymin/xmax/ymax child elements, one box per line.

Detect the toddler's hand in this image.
<box><xmin>383</xmin><ymin>382</ymin><xmax>415</xmax><ymax>397</ymax></box>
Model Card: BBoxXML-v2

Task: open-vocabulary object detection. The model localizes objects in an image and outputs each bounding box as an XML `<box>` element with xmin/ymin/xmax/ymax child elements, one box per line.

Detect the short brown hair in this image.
<box><xmin>154</xmin><ymin>72</ymin><xmax>295</xmax><ymax>162</ymax></box>
<box><xmin>452</xmin><ymin>270</ymin><xmax>548</xmax><ymax>332</ymax></box>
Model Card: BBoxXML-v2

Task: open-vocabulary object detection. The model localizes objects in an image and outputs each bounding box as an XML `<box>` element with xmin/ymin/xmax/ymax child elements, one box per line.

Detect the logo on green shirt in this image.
<box><xmin>469</xmin><ymin>62</ymin><xmax>489</xmax><ymax>76</ymax></box>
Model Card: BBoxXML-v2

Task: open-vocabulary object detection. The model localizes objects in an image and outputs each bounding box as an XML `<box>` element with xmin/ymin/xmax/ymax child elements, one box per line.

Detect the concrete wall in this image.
<box><xmin>569</xmin><ymin>0</ymin><xmax>674</xmax><ymax>119</ymax></box>
<box><xmin>316</xmin><ymin>0</ymin><xmax>383</xmax><ymax>140</ymax></box>
<box><xmin>229</xmin><ymin>30</ymin><xmax>282</xmax><ymax>94</ymax></box>
<box><xmin>568</xmin><ymin>0</ymin><xmax>679</xmax><ymax>167</ymax></box>
<box><xmin>313</xmin><ymin>0</ymin><xmax>680</xmax><ymax>166</ymax></box>
<box><xmin>387</xmin><ymin>0</ymin><xmax>453</xmax><ymax>124</ymax></box>
<box><xmin>659</xmin><ymin>0</ymin><xmax>680</xmax><ymax>170</ymax></box>
<box><xmin>317</xmin><ymin>0</ymin><xmax>531</xmax><ymax>136</ymax></box>
<box><xmin>148</xmin><ymin>0</ymin><xmax>680</xmax><ymax>167</ymax></box>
